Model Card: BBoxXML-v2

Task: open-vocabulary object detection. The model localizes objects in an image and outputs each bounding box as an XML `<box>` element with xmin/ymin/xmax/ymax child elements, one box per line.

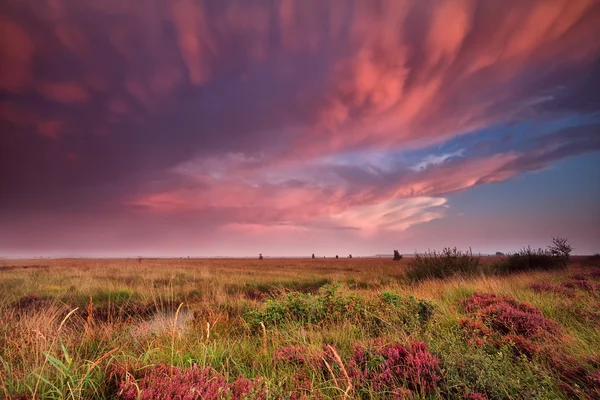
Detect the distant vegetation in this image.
<box><xmin>393</xmin><ymin>250</ymin><xmax>403</xmax><ymax>261</ymax></box>
<box><xmin>406</xmin><ymin>237</ymin><xmax>573</xmax><ymax>282</ymax></box>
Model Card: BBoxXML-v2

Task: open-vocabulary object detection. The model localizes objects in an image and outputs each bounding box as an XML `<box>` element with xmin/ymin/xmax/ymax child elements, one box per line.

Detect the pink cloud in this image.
<box><xmin>39</xmin><ymin>82</ymin><xmax>91</xmax><ymax>103</ymax></box>
<box><xmin>0</xmin><ymin>18</ymin><xmax>34</xmax><ymax>92</ymax></box>
<box><xmin>1</xmin><ymin>0</ymin><xmax>599</xmax><ymax>255</ymax></box>
<box><xmin>36</xmin><ymin>120</ymin><xmax>63</xmax><ymax>141</ymax></box>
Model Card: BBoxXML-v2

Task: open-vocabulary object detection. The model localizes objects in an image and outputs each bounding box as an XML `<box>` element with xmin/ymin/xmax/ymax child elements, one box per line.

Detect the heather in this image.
<box><xmin>1</xmin><ymin>256</ymin><xmax>599</xmax><ymax>399</ymax></box>
<box><xmin>115</xmin><ymin>364</ymin><xmax>265</xmax><ymax>400</ymax></box>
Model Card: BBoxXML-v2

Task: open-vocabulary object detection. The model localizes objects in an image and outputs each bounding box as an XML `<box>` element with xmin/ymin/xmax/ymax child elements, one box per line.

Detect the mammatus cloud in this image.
<box><xmin>0</xmin><ymin>0</ymin><xmax>599</xmax><ymax>254</ymax></box>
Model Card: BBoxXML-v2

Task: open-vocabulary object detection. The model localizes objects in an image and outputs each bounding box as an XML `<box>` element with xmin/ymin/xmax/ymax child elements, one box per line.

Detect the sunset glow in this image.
<box><xmin>1</xmin><ymin>0</ymin><xmax>599</xmax><ymax>256</ymax></box>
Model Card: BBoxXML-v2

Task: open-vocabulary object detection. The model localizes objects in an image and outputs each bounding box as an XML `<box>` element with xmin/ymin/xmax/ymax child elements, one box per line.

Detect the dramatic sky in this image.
<box><xmin>1</xmin><ymin>0</ymin><xmax>599</xmax><ymax>257</ymax></box>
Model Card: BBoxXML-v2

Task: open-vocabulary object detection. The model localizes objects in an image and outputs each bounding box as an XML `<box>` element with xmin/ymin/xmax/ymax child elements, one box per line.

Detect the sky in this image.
<box><xmin>1</xmin><ymin>0</ymin><xmax>599</xmax><ymax>257</ymax></box>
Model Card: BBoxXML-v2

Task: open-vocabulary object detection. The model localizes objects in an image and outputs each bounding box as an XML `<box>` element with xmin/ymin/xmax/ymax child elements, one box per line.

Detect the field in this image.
<box><xmin>1</xmin><ymin>255</ymin><xmax>599</xmax><ymax>399</ymax></box>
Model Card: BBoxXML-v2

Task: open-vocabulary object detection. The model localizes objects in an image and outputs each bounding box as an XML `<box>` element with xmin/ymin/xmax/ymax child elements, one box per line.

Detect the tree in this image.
<box><xmin>548</xmin><ymin>237</ymin><xmax>572</xmax><ymax>266</ymax></box>
<box><xmin>393</xmin><ymin>250</ymin><xmax>402</xmax><ymax>261</ymax></box>
<box><xmin>259</xmin><ymin>253</ymin><xmax>263</xmax><ymax>260</ymax></box>
<box><xmin>312</xmin><ymin>254</ymin><xmax>315</xmax><ymax>259</ymax></box>
<box><xmin>349</xmin><ymin>254</ymin><xmax>352</xmax><ymax>258</ymax></box>
<box><xmin>335</xmin><ymin>255</ymin><xmax>339</xmax><ymax>259</ymax></box>
<box><xmin>495</xmin><ymin>252</ymin><xmax>505</xmax><ymax>256</ymax></box>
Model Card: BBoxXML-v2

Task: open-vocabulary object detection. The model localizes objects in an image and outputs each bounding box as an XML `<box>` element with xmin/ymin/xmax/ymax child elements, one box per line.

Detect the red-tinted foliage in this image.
<box><xmin>528</xmin><ymin>282</ymin><xmax>569</xmax><ymax>295</ymax></box>
<box><xmin>561</xmin><ymin>279</ymin><xmax>599</xmax><ymax>292</ymax></box>
<box><xmin>544</xmin><ymin>352</ymin><xmax>600</xmax><ymax>399</ymax></box>
<box><xmin>459</xmin><ymin>318</ymin><xmax>492</xmax><ymax>347</ymax></box>
<box><xmin>391</xmin><ymin>387</ymin><xmax>414</xmax><ymax>399</ymax></box>
<box><xmin>586</xmin><ymin>269</ymin><xmax>600</xmax><ymax>279</ymax></box>
<box><xmin>462</xmin><ymin>293</ymin><xmax>561</xmax><ymax>339</ymax></box>
<box><xmin>496</xmin><ymin>334</ymin><xmax>541</xmax><ymax>359</ymax></box>
<box><xmin>347</xmin><ymin>341</ymin><xmax>441</xmax><ymax>395</ymax></box>
<box><xmin>586</xmin><ymin>354</ymin><xmax>600</xmax><ymax>369</ymax></box>
<box><xmin>117</xmin><ymin>364</ymin><xmax>265</xmax><ymax>400</ymax></box>
<box><xmin>289</xmin><ymin>372</ymin><xmax>321</xmax><ymax>400</ymax></box>
<box><xmin>464</xmin><ymin>393</ymin><xmax>487</xmax><ymax>400</ymax></box>
<box><xmin>273</xmin><ymin>346</ymin><xmax>313</xmax><ymax>365</ymax></box>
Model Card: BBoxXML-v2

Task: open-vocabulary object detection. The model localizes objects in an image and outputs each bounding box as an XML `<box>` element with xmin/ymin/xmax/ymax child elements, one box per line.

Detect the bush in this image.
<box><xmin>548</xmin><ymin>237</ymin><xmax>572</xmax><ymax>266</ymax></box>
<box><xmin>116</xmin><ymin>364</ymin><xmax>265</xmax><ymax>400</ymax></box>
<box><xmin>243</xmin><ymin>285</ymin><xmax>435</xmax><ymax>333</ymax></box>
<box><xmin>405</xmin><ymin>247</ymin><xmax>483</xmax><ymax>282</ymax></box>
<box><xmin>493</xmin><ymin>238</ymin><xmax>572</xmax><ymax>274</ymax></box>
<box><xmin>462</xmin><ymin>293</ymin><xmax>561</xmax><ymax>340</ymax></box>
<box><xmin>348</xmin><ymin>341</ymin><xmax>441</xmax><ymax>396</ymax></box>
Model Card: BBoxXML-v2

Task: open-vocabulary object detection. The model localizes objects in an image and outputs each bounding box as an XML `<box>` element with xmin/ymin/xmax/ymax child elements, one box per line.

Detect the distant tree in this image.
<box><xmin>548</xmin><ymin>237</ymin><xmax>572</xmax><ymax>266</ymax></box>
<box><xmin>335</xmin><ymin>255</ymin><xmax>339</xmax><ymax>259</ymax></box>
<box><xmin>393</xmin><ymin>250</ymin><xmax>402</xmax><ymax>261</ymax></box>
<box><xmin>495</xmin><ymin>252</ymin><xmax>505</xmax><ymax>256</ymax></box>
<box><xmin>312</xmin><ymin>254</ymin><xmax>315</xmax><ymax>259</ymax></box>
<box><xmin>259</xmin><ymin>253</ymin><xmax>263</xmax><ymax>260</ymax></box>
<box><xmin>137</xmin><ymin>256</ymin><xmax>143</xmax><ymax>263</ymax></box>
<box><xmin>349</xmin><ymin>254</ymin><xmax>352</xmax><ymax>258</ymax></box>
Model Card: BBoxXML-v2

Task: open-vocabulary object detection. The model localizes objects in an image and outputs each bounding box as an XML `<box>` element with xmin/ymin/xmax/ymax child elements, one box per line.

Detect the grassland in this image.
<box><xmin>1</xmin><ymin>256</ymin><xmax>599</xmax><ymax>399</ymax></box>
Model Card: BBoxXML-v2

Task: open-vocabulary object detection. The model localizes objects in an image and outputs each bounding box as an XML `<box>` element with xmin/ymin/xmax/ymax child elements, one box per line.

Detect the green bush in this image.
<box><xmin>405</xmin><ymin>247</ymin><xmax>484</xmax><ymax>282</ymax></box>
<box><xmin>493</xmin><ymin>241</ymin><xmax>570</xmax><ymax>275</ymax></box>
<box><xmin>243</xmin><ymin>285</ymin><xmax>436</xmax><ymax>333</ymax></box>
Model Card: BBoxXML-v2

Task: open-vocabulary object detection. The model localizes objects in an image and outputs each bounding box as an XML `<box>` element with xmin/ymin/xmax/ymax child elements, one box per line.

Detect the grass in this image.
<box><xmin>0</xmin><ymin>255</ymin><xmax>599</xmax><ymax>399</ymax></box>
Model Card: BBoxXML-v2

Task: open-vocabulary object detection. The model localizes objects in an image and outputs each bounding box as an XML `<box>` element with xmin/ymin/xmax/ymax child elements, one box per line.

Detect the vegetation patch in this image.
<box><xmin>405</xmin><ymin>247</ymin><xmax>483</xmax><ymax>282</ymax></box>
<box><xmin>493</xmin><ymin>237</ymin><xmax>572</xmax><ymax>274</ymax></box>
<box><xmin>115</xmin><ymin>364</ymin><xmax>266</xmax><ymax>400</ymax></box>
<box><xmin>243</xmin><ymin>285</ymin><xmax>435</xmax><ymax>333</ymax></box>
<box><xmin>227</xmin><ymin>278</ymin><xmax>332</xmax><ymax>301</ymax></box>
<box><xmin>347</xmin><ymin>340</ymin><xmax>441</xmax><ymax>397</ymax></box>
<box><xmin>461</xmin><ymin>292</ymin><xmax>561</xmax><ymax>339</ymax></box>
<box><xmin>9</xmin><ymin>294</ymin><xmax>52</xmax><ymax>314</ymax></box>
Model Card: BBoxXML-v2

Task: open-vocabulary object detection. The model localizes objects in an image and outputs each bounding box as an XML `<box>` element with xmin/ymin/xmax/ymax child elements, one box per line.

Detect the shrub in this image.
<box><xmin>405</xmin><ymin>247</ymin><xmax>483</xmax><ymax>281</ymax></box>
<box><xmin>548</xmin><ymin>237</ymin><xmax>572</xmax><ymax>266</ymax></box>
<box><xmin>497</xmin><ymin>334</ymin><xmax>541</xmax><ymax>359</ymax></box>
<box><xmin>116</xmin><ymin>364</ymin><xmax>265</xmax><ymax>400</ymax></box>
<box><xmin>393</xmin><ymin>250</ymin><xmax>403</xmax><ymax>261</ymax></box>
<box><xmin>561</xmin><ymin>279</ymin><xmax>599</xmax><ymax>292</ymax></box>
<box><xmin>348</xmin><ymin>341</ymin><xmax>441</xmax><ymax>396</ymax></box>
<box><xmin>462</xmin><ymin>293</ymin><xmax>561</xmax><ymax>340</ymax></box>
<box><xmin>243</xmin><ymin>285</ymin><xmax>435</xmax><ymax>333</ymax></box>
<box><xmin>529</xmin><ymin>282</ymin><xmax>568</xmax><ymax>294</ymax></box>
<box><xmin>494</xmin><ymin>238</ymin><xmax>572</xmax><ymax>274</ymax></box>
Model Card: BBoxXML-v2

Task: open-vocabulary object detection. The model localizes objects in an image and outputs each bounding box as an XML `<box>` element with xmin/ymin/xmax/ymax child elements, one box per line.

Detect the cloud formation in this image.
<box><xmin>0</xmin><ymin>0</ymin><xmax>599</xmax><ymax>255</ymax></box>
